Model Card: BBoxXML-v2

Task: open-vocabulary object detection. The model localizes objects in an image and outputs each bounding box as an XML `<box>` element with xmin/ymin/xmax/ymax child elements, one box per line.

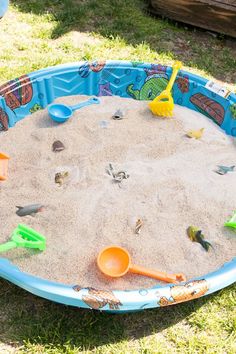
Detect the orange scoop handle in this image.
<box><xmin>129</xmin><ymin>264</ymin><xmax>186</xmax><ymax>284</ymax></box>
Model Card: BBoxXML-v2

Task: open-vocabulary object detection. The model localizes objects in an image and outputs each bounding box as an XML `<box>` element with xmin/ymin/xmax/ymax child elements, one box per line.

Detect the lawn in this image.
<box><xmin>0</xmin><ymin>1</ymin><xmax>236</xmax><ymax>353</ymax></box>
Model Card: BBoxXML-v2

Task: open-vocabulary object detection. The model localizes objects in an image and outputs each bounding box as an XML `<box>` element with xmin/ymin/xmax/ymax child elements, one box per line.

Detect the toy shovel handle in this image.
<box><xmin>71</xmin><ymin>97</ymin><xmax>100</xmax><ymax>111</ymax></box>
<box><xmin>0</xmin><ymin>241</ymin><xmax>17</xmax><ymax>253</ymax></box>
<box><xmin>129</xmin><ymin>264</ymin><xmax>186</xmax><ymax>284</ymax></box>
<box><xmin>166</xmin><ymin>61</ymin><xmax>182</xmax><ymax>93</ymax></box>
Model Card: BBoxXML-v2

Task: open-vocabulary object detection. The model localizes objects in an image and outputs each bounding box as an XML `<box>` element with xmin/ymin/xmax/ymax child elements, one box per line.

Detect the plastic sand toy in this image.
<box><xmin>215</xmin><ymin>165</ymin><xmax>235</xmax><ymax>175</ymax></box>
<box><xmin>48</xmin><ymin>97</ymin><xmax>100</xmax><ymax>123</ymax></box>
<box><xmin>0</xmin><ymin>224</ymin><xmax>46</xmax><ymax>253</ymax></box>
<box><xmin>149</xmin><ymin>61</ymin><xmax>182</xmax><ymax>117</ymax></box>
<box><xmin>0</xmin><ymin>152</ymin><xmax>10</xmax><ymax>181</ymax></box>
<box><xmin>224</xmin><ymin>212</ymin><xmax>236</xmax><ymax>229</ymax></box>
<box><xmin>15</xmin><ymin>204</ymin><xmax>44</xmax><ymax>217</ymax></box>
<box><xmin>97</xmin><ymin>246</ymin><xmax>186</xmax><ymax>283</ymax></box>
<box><xmin>186</xmin><ymin>128</ymin><xmax>204</xmax><ymax>139</ymax></box>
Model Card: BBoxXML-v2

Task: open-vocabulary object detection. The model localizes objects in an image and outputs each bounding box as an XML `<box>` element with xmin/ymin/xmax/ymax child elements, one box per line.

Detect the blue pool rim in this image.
<box><xmin>0</xmin><ymin>60</ymin><xmax>235</xmax><ymax>312</ymax></box>
<box><xmin>0</xmin><ymin>0</ymin><xmax>8</xmax><ymax>19</ymax></box>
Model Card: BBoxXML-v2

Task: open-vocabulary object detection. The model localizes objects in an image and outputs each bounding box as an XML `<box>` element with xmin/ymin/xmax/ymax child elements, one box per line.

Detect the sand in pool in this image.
<box><xmin>0</xmin><ymin>95</ymin><xmax>235</xmax><ymax>290</ymax></box>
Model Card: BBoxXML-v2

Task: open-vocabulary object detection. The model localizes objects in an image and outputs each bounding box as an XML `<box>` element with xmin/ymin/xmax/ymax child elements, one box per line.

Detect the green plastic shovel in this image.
<box><xmin>224</xmin><ymin>211</ymin><xmax>236</xmax><ymax>229</ymax></box>
<box><xmin>0</xmin><ymin>224</ymin><xmax>46</xmax><ymax>253</ymax></box>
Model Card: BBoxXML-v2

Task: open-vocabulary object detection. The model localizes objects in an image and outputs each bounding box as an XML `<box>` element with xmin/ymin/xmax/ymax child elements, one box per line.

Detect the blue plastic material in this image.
<box><xmin>0</xmin><ymin>60</ymin><xmax>235</xmax><ymax>312</ymax></box>
<box><xmin>0</xmin><ymin>0</ymin><xmax>8</xmax><ymax>19</ymax></box>
<box><xmin>48</xmin><ymin>97</ymin><xmax>100</xmax><ymax>123</ymax></box>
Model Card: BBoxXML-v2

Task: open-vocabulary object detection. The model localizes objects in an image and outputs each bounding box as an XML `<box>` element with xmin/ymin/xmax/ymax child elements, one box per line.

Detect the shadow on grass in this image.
<box><xmin>10</xmin><ymin>0</ymin><xmax>236</xmax><ymax>84</ymax></box>
<box><xmin>1</xmin><ymin>279</ymin><xmax>233</xmax><ymax>351</ymax></box>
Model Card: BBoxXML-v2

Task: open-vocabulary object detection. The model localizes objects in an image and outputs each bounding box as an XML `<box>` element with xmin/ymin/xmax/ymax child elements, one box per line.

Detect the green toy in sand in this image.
<box><xmin>187</xmin><ymin>226</ymin><xmax>212</xmax><ymax>251</ymax></box>
<box><xmin>0</xmin><ymin>224</ymin><xmax>46</xmax><ymax>253</ymax></box>
<box><xmin>225</xmin><ymin>212</ymin><xmax>236</xmax><ymax>229</ymax></box>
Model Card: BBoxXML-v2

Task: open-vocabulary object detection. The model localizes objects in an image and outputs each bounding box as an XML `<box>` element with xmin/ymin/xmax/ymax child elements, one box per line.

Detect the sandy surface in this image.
<box><xmin>0</xmin><ymin>95</ymin><xmax>235</xmax><ymax>290</ymax></box>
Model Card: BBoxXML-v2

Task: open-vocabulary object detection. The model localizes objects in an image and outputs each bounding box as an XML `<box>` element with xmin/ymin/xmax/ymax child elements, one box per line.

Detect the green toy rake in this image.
<box><xmin>0</xmin><ymin>224</ymin><xmax>46</xmax><ymax>253</ymax></box>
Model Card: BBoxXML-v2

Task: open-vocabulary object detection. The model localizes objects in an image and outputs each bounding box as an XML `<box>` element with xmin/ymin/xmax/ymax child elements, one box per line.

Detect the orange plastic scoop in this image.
<box><xmin>0</xmin><ymin>152</ymin><xmax>10</xmax><ymax>181</ymax></box>
<box><xmin>97</xmin><ymin>246</ymin><xmax>186</xmax><ymax>284</ymax></box>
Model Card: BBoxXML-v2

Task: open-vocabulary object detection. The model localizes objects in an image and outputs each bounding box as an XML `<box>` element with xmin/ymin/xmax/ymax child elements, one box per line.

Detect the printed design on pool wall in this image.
<box><xmin>90</xmin><ymin>60</ymin><xmax>106</xmax><ymax>72</ymax></box>
<box><xmin>0</xmin><ymin>75</ymin><xmax>33</xmax><ymax>111</ymax></box>
<box><xmin>97</xmin><ymin>66</ymin><xmax>118</xmax><ymax>96</ymax></box>
<box><xmin>78</xmin><ymin>60</ymin><xmax>106</xmax><ymax>78</ymax></box>
<box><xmin>98</xmin><ymin>82</ymin><xmax>113</xmax><ymax>96</ymax></box>
<box><xmin>0</xmin><ymin>107</ymin><xmax>9</xmax><ymax>131</ymax></box>
<box><xmin>176</xmin><ymin>74</ymin><xmax>190</xmax><ymax>93</ymax></box>
<box><xmin>144</xmin><ymin>64</ymin><xmax>168</xmax><ymax>77</ymax></box>
<box><xmin>73</xmin><ymin>286</ymin><xmax>123</xmax><ymax>310</ymax></box>
<box><xmin>230</xmin><ymin>103</ymin><xmax>236</xmax><ymax>119</ymax></box>
<box><xmin>156</xmin><ymin>279</ymin><xmax>209</xmax><ymax>306</ymax></box>
<box><xmin>190</xmin><ymin>93</ymin><xmax>225</xmax><ymax>126</ymax></box>
<box><xmin>127</xmin><ymin>64</ymin><xmax>168</xmax><ymax>100</ymax></box>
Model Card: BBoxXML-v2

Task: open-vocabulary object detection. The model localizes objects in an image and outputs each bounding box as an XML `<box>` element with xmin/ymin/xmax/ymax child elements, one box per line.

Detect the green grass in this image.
<box><xmin>0</xmin><ymin>1</ymin><xmax>236</xmax><ymax>353</ymax></box>
<box><xmin>1</xmin><ymin>0</ymin><xmax>236</xmax><ymax>88</ymax></box>
<box><xmin>0</xmin><ymin>280</ymin><xmax>235</xmax><ymax>353</ymax></box>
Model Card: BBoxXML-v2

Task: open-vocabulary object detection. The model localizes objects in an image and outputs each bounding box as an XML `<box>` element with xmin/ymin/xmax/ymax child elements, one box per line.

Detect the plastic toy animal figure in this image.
<box><xmin>52</xmin><ymin>140</ymin><xmax>65</xmax><ymax>152</ymax></box>
<box><xmin>55</xmin><ymin>171</ymin><xmax>69</xmax><ymax>186</ymax></box>
<box><xmin>215</xmin><ymin>165</ymin><xmax>235</xmax><ymax>175</ymax></box>
<box><xmin>16</xmin><ymin>204</ymin><xmax>44</xmax><ymax>217</ymax></box>
<box><xmin>156</xmin><ymin>279</ymin><xmax>208</xmax><ymax>306</ymax></box>
<box><xmin>186</xmin><ymin>128</ymin><xmax>204</xmax><ymax>139</ymax></box>
<box><xmin>112</xmin><ymin>109</ymin><xmax>124</xmax><ymax>120</ymax></box>
<box><xmin>135</xmin><ymin>218</ymin><xmax>143</xmax><ymax>234</ymax></box>
<box><xmin>73</xmin><ymin>286</ymin><xmax>122</xmax><ymax>310</ymax></box>
<box><xmin>106</xmin><ymin>163</ymin><xmax>129</xmax><ymax>186</ymax></box>
<box><xmin>187</xmin><ymin>226</ymin><xmax>212</xmax><ymax>251</ymax></box>
<box><xmin>30</xmin><ymin>103</ymin><xmax>42</xmax><ymax>114</ymax></box>
<box><xmin>0</xmin><ymin>108</ymin><xmax>9</xmax><ymax>131</ymax></box>
<box><xmin>0</xmin><ymin>75</ymin><xmax>33</xmax><ymax>110</ymax></box>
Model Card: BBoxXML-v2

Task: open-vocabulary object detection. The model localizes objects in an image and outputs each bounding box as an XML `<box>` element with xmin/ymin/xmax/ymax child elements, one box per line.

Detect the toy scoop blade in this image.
<box><xmin>0</xmin><ymin>224</ymin><xmax>46</xmax><ymax>253</ymax></box>
<box><xmin>149</xmin><ymin>90</ymin><xmax>174</xmax><ymax>117</ymax></box>
<box><xmin>149</xmin><ymin>61</ymin><xmax>182</xmax><ymax>118</ymax></box>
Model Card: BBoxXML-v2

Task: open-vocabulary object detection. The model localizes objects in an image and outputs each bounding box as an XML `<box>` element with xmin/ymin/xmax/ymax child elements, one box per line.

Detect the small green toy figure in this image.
<box><xmin>30</xmin><ymin>104</ymin><xmax>42</xmax><ymax>114</ymax></box>
<box><xmin>187</xmin><ymin>226</ymin><xmax>212</xmax><ymax>251</ymax></box>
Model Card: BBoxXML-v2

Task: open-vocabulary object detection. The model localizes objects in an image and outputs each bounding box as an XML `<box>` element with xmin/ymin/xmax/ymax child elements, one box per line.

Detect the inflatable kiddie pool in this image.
<box><xmin>0</xmin><ymin>61</ymin><xmax>235</xmax><ymax>312</ymax></box>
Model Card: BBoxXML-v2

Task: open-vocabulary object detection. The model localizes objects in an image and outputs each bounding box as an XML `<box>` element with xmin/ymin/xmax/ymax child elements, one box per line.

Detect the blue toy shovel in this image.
<box><xmin>48</xmin><ymin>97</ymin><xmax>100</xmax><ymax>123</ymax></box>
